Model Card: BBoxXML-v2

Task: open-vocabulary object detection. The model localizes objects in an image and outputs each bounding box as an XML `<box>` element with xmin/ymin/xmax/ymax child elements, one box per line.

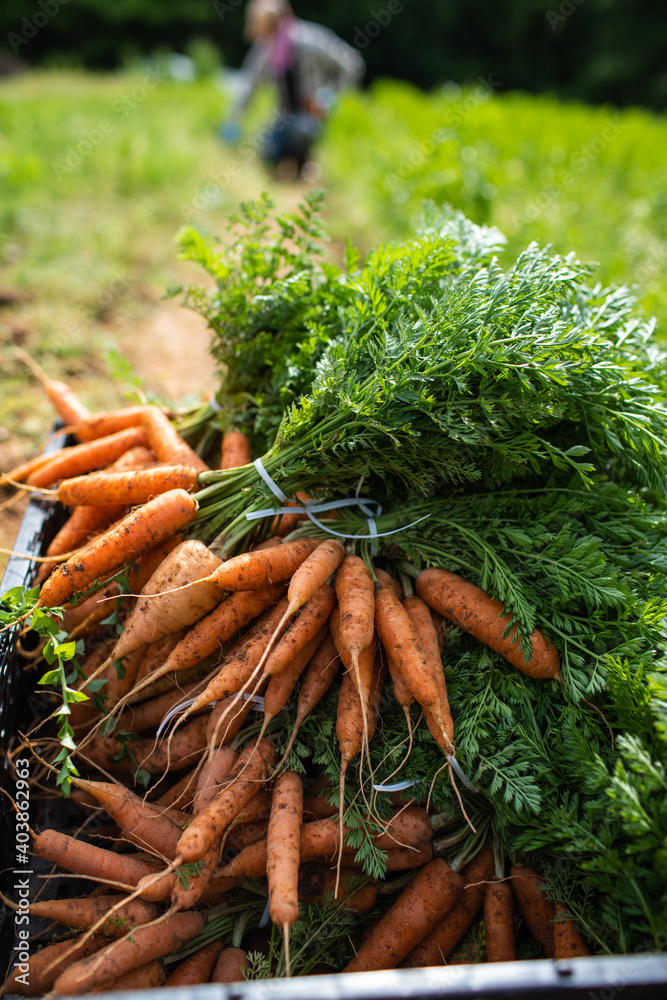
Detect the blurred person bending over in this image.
<box><xmin>222</xmin><ymin>0</ymin><xmax>364</xmax><ymax>180</ymax></box>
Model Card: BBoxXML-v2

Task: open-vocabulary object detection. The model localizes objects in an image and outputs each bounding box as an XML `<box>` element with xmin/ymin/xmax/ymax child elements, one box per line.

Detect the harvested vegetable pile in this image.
<box><xmin>1</xmin><ymin>193</ymin><xmax>667</xmax><ymax>993</ymax></box>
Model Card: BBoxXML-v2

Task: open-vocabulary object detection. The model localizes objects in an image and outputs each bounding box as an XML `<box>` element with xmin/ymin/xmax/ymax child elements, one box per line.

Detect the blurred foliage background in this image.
<box><xmin>1</xmin><ymin>0</ymin><xmax>666</xmax><ymax>108</ymax></box>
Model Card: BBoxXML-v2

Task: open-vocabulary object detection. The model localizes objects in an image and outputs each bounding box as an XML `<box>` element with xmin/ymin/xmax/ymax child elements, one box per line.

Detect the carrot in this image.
<box><xmin>108</xmin><ymin>538</ymin><xmax>222</xmax><ymax>662</ymax></box>
<box><xmin>335</xmin><ymin>554</ymin><xmax>375</xmax><ymax>675</ymax></box>
<box><xmin>72</xmin><ymin>405</ymin><xmax>151</xmax><ymax>443</ymax></box>
<box><xmin>208</xmin><ymin>539</ymin><xmax>319</xmax><ymax>594</ymax></box>
<box><xmin>38</xmin><ymin>489</ymin><xmax>198</xmax><ymax>608</ymax></box>
<box><xmin>226</xmin><ymin>819</ymin><xmax>269</xmax><ymax>851</ymax></box>
<box><xmin>175</xmin><ymin>737</ymin><xmax>277</xmax><ymax>862</ymax></box>
<box><xmin>416</xmin><ymin>568</ymin><xmax>561</xmax><ymax>681</ymax></box>
<box><xmin>1</xmin><ymin>935</ymin><xmax>104</xmax><ymax>997</ymax></box>
<box><xmin>553</xmin><ymin>904</ymin><xmax>591</xmax><ymax>958</ymax></box>
<box><xmin>166</xmin><ymin>940</ymin><xmax>224</xmax><ymax>986</ymax></box>
<box><xmin>73</xmin><ymin>779</ymin><xmax>182</xmax><ymax>859</ymax></box>
<box><xmin>153</xmin><ymin>768</ymin><xmax>199</xmax><ymax>810</ymax></box>
<box><xmin>303</xmin><ymin>775</ymin><xmax>338</xmax><ymax>819</ymax></box>
<box><xmin>248</xmin><ymin>538</ymin><xmax>345</xmax><ymax>681</ymax></box>
<box><xmin>267</xmin><ymin>770</ymin><xmax>303</xmax><ymax>932</ymax></box>
<box><xmin>279</xmin><ymin>631</ymin><xmax>341</xmax><ymax>767</ymax></box>
<box><xmin>221</xmin><ymin>430</ymin><xmax>252</xmax><ymax>469</ymax></box>
<box><xmin>374</xmin><ymin>588</ymin><xmax>454</xmax><ymax>755</ymax></box>
<box><xmin>51</xmin><ymin>910</ymin><xmax>205</xmax><ymax>996</ymax></box>
<box><xmin>27</xmin><ymin>895</ymin><xmax>157</xmax><ymax>935</ymax></box>
<box><xmin>141</xmin><ymin>405</ymin><xmax>209</xmax><ymax>472</ymax></box>
<box><xmin>116</xmin><ymin>682</ymin><xmax>201</xmax><ymax>736</ymax></box>
<box><xmin>211</xmin><ymin>948</ymin><xmax>249</xmax><ymax>984</ymax></box>
<box><xmin>222</xmin><ymin>838</ymin><xmax>434</xmax><ymax>879</ymax></box>
<box><xmin>58</xmin><ymin>465</ymin><xmax>200</xmax><ymax>507</ymax></box>
<box><xmin>222</xmin><ymin>812</ymin><xmax>431</xmax><ymax>878</ymax></box>
<box><xmin>32</xmin><ymin>829</ymin><xmax>163</xmax><ymax>889</ymax></box>
<box><xmin>232</xmin><ymin>789</ymin><xmax>273</xmax><ymax>825</ymax></box>
<box><xmin>62</xmin><ymin>534</ymin><xmax>182</xmax><ymax>638</ymax></box>
<box><xmin>97</xmin><ymin>959</ymin><xmax>167</xmax><ymax>991</ymax></box>
<box><xmin>375</xmin><ymin>567</ymin><xmax>403</xmax><ymax>599</ymax></box>
<box><xmin>35</xmin><ymin>503</ymin><xmax>127</xmax><ymax>585</ymax></box>
<box><xmin>205</xmin><ymin>695</ymin><xmax>255</xmax><ymax>748</ymax></box>
<box><xmin>403</xmin><ymin>594</ymin><xmax>454</xmax><ymax>748</ymax></box>
<box><xmin>256</xmin><ymin>624</ymin><xmax>329</xmax><ymax>745</ymax></box>
<box><xmin>298</xmin><ymin>867</ymin><xmax>378</xmax><ymax>913</ymax></box>
<box><xmin>510</xmin><ymin>864</ymin><xmax>556</xmax><ymax>957</ymax></box>
<box><xmin>344</xmin><ymin>859</ymin><xmax>464</xmax><ymax>972</ymax></box>
<box><xmin>180</xmin><ymin>600</ymin><xmax>291</xmax><ymax>720</ymax></box>
<box><xmin>86</xmin><ymin>715</ymin><xmax>209</xmax><ymax>778</ymax></box>
<box><xmin>125</xmin><ymin>583</ymin><xmax>285</xmax><ymax>707</ymax></box>
<box><xmin>195</xmin><ymin>745</ymin><xmax>239</xmax><ymax>814</ymax></box>
<box><xmin>26</xmin><ymin>427</ymin><xmax>149</xmax><ymax>489</ymax></box>
<box><xmin>484</xmin><ymin>881</ymin><xmax>516</xmax><ymax>961</ymax></box>
<box><xmin>402</xmin><ymin>842</ymin><xmax>494</xmax><ymax>967</ymax></box>
<box><xmin>14</xmin><ymin>346</ymin><xmax>90</xmax><ymax>423</ymax></box>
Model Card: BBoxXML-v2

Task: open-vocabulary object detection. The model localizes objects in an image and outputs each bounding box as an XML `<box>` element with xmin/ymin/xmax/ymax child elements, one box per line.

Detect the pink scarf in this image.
<box><xmin>268</xmin><ymin>15</ymin><xmax>295</xmax><ymax>74</ymax></box>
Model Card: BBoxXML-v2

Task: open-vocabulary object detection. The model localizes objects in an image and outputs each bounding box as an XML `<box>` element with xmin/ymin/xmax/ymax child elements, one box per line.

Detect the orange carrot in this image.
<box><xmin>62</xmin><ymin>533</ymin><xmax>182</xmax><ymax>638</ymax></box>
<box><xmin>175</xmin><ymin>737</ymin><xmax>276</xmax><ymax>863</ymax></box>
<box><xmin>510</xmin><ymin>864</ymin><xmax>556</xmax><ymax>957</ymax></box>
<box><xmin>124</xmin><ymin>583</ymin><xmax>285</xmax><ymax>706</ymax></box>
<box><xmin>72</xmin><ymin>405</ymin><xmax>151</xmax><ymax>443</ymax></box>
<box><xmin>194</xmin><ymin>746</ymin><xmax>239</xmax><ymax>814</ymax></box>
<box><xmin>166</xmin><ymin>941</ymin><xmax>224</xmax><ymax>986</ymax></box>
<box><xmin>267</xmin><ymin>770</ymin><xmax>303</xmax><ymax>931</ymax></box>
<box><xmin>374</xmin><ymin>588</ymin><xmax>454</xmax><ymax>755</ymax></box>
<box><xmin>51</xmin><ymin>910</ymin><xmax>205</xmax><ymax>996</ymax></box>
<box><xmin>205</xmin><ymin>696</ymin><xmax>255</xmax><ymax>748</ymax></box>
<box><xmin>153</xmin><ymin>767</ymin><xmax>199</xmax><ymax>811</ymax></box>
<box><xmin>279</xmin><ymin>631</ymin><xmax>341</xmax><ymax>766</ymax></box>
<box><xmin>98</xmin><ymin>959</ymin><xmax>167</xmax><ymax>991</ymax></box>
<box><xmin>116</xmin><ymin>682</ymin><xmax>201</xmax><ymax>737</ymax></box>
<box><xmin>141</xmin><ymin>405</ymin><xmax>209</xmax><ymax>472</ymax></box>
<box><xmin>335</xmin><ymin>554</ymin><xmax>375</xmax><ymax>674</ymax></box>
<box><xmin>249</xmin><ymin>538</ymin><xmax>345</xmax><ymax>680</ymax></box>
<box><xmin>181</xmin><ymin>600</ymin><xmax>291</xmax><ymax>719</ymax></box>
<box><xmin>85</xmin><ymin>715</ymin><xmax>209</xmax><ymax>778</ymax></box>
<box><xmin>402</xmin><ymin>843</ymin><xmax>494</xmax><ymax>967</ymax></box>
<box><xmin>344</xmin><ymin>860</ymin><xmax>464</xmax><ymax>972</ymax></box>
<box><xmin>73</xmin><ymin>779</ymin><xmax>182</xmax><ymax>859</ymax></box>
<box><xmin>26</xmin><ymin>427</ymin><xmax>149</xmax><ymax>489</ymax></box>
<box><xmin>38</xmin><ymin>489</ymin><xmax>198</xmax><ymax>608</ymax></box>
<box><xmin>256</xmin><ymin>625</ymin><xmax>329</xmax><ymax>744</ymax></box>
<box><xmin>553</xmin><ymin>904</ymin><xmax>591</xmax><ymax>958</ymax></box>
<box><xmin>375</xmin><ymin>568</ymin><xmax>403</xmax><ymax>599</ymax></box>
<box><xmin>222</xmin><ymin>838</ymin><xmax>434</xmax><ymax>879</ymax></box>
<box><xmin>416</xmin><ymin>568</ymin><xmax>561</xmax><ymax>680</ymax></box>
<box><xmin>403</xmin><ymin>594</ymin><xmax>454</xmax><ymax>748</ymax></box>
<box><xmin>211</xmin><ymin>948</ymin><xmax>249</xmax><ymax>984</ymax></box>
<box><xmin>226</xmin><ymin>819</ymin><xmax>269</xmax><ymax>851</ymax></box>
<box><xmin>484</xmin><ymin>881</ymin><xmax>516</xmax><ymax>961</ymax></box>
<box><xmin>221</xmin><ymin>430</ymin><xmax>252</xmax><ymax>469</ymax></box>
<box><xmin>58</xmin><ymin>465</ymin><xmax>199</xmax><ymax>507</ymax></box>
<box><xmin>209</xmin><ymin>538</ymin><xmax>320</xmax><ymax>593</ymax></box>
<box><xmin>35</xmin><ymin>503</ymin><xmax>127</xmax><ymax>585</ymax></box>
<box><xmin>32</xmin><ymin>829</ymin><xmax>162</xmax><ymax>889</ymax></box>
<box><xmin>298</xmin><ymin>868</ymin><xmax>378</xmax><ymax>913</ymax></box>
<box><xmin>27</xmin><ymin>895</ymin><xmax>157</xmax><ymax>935</ymax></box>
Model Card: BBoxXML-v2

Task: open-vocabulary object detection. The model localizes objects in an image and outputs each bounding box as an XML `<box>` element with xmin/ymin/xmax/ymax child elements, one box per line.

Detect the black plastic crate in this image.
<box><xmin>2</xmin><ymin>437</ymin><xmax>667</xmax><ymax>999</ymax></box>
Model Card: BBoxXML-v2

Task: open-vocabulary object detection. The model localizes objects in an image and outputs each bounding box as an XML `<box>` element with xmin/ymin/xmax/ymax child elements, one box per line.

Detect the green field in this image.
<box><xmin>1</xmin><ymin>68</ymin><xmax>666</xmax><ymax>455</ymax></box>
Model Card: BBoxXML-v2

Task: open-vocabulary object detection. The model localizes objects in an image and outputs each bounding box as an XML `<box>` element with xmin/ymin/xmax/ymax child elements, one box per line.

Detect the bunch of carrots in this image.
<box><xmin>0</xmin><ymin>362</ymin><xmax>591</xmax><ymax>994</ymax></box>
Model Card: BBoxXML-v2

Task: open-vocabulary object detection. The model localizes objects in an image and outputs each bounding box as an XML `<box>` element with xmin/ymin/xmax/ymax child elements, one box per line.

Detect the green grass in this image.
<box><xmin>0</xmin><ymin>69</ymin><xmax>665</xmax><ymax>455</ymax></box>
<box><xmin>322</xmin><ymin>80</ymin><xmax>667</xmax><ymax>327</ymax></box>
